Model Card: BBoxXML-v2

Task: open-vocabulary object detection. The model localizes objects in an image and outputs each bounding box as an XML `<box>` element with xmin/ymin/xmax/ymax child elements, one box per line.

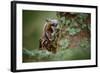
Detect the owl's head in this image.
<box><xmin>46</xmin><ymin>18</ymin><xmax>58</xmax><ymax>27</ymax></box>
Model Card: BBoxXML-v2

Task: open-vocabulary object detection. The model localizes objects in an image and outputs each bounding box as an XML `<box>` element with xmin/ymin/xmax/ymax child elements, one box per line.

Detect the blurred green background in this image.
<box><xmin>23</xmin><ymin>10</ymin><xmax>57</xmax><ymax>50</ymax></box>
<box><xmin>22</xmin><ymin>10</ymin><xmax>91</xmax><ymax>63</ymax></box>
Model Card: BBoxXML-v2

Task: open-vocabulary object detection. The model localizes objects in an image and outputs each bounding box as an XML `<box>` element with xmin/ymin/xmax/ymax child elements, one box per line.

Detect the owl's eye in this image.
<box><xmin>52</xmin><ymin>23</ymin><xmax>57</xmax><ymax>27</ymax></box>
